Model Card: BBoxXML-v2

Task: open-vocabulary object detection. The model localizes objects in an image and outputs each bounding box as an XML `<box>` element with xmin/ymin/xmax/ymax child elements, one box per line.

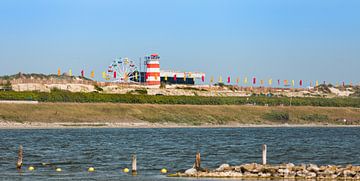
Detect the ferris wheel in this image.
<box><xmin>106</xmin><ymin>57</ymin><xmax>139</xmax><ymax>83</ymax></box>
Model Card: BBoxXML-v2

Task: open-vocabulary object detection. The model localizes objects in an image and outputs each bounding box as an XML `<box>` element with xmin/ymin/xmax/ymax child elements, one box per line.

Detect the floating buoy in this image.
<box><xmin>88</xmin><ymin>167</ymin><xmax>95</xmax><ymax>172</ymax></box>
<box><xmin>56</xmin><ymin>168</ymin><xmax>62</xmax><ymax>172</ymax></box>
<box><xmin>28</xmin><ymin>166</ymin><xmax>35</xmax><ymax>171</ymax></box>
<box><xmin>123</xmin><ymin>168</ymin><xmax>129</xmax><ymax>173</ymax></box>
<box><xmin>161</xmin><ymin>168</ymin><xmax>167</xmax><ymax>174</ymax></box>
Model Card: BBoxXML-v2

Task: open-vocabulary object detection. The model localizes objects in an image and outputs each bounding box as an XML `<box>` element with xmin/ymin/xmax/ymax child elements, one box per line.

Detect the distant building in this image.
<box><xmin>137</xmin><ymin>54</ymin><xmax>205</xmax><ymax>85</ymax></box>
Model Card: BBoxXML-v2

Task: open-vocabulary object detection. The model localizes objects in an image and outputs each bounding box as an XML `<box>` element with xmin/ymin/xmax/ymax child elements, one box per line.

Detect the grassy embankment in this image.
<box><xmin>0</xmin><ymin>103</ymin><xmax>359</xmax><ymax>125</ymax></box>
<box><xmin>0</xmin><ymin>91</ymin><xmax>360</xmax><ymax>125</ymax></box>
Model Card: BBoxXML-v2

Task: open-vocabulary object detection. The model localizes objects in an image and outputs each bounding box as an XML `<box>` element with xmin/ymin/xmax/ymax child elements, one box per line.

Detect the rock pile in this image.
<box><xmin>170</xmin><ymin>163</ymin><xmax>360</xmax><ymax>179</ymax></box>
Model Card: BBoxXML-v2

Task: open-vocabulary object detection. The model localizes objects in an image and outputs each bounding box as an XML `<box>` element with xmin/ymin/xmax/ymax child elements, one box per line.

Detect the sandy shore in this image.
<box><xmin>1</xmin><ymin>120</ymin><xmax>360</xmax><ymax>129</ymax></box>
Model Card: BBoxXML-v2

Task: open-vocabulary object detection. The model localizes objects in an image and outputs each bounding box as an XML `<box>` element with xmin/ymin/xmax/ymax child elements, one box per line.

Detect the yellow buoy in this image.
<box><xmin>123</xmin><ymin>168</ymin><xmax>129</xmax><ymax>173</ymax></box>
<box><xmin>161</xmin><ymin>168</ymin><xmax>167</xmax><ymax>174</ymax></box>
<box><xmin>88</xmin><ymin>167</ymin><xmax>95</xmax><ymax>172</ymax></box>
<box><xmin>28</xmin><ymin>166</ymin><xmax>35</xmax><ymax>171</ymax></box>
<box><xmin>56</xmin><ymin>168</ymin><xmax>62</xmax><ymax>172</ymax></box>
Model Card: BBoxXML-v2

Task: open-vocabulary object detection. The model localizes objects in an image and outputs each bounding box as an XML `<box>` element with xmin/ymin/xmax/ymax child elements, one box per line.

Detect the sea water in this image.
<box><xmin>0</xmin><ymin>127</ymin><xmax>359</xmax><ymax>180</ymax></box>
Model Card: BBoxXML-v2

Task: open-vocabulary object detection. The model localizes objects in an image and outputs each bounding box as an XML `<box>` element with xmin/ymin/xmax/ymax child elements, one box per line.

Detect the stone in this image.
<box><xmin>259</xmin><ymin>172</ymin><xmax>271</xmax><ymax>177</ymax></box>
<box><xmin>286</xmin><ymin>163</ymin><xmax>295</xmax><ymax>169</ymax></box>
<box><xmin>343</xmin><ymin>170</ymin><xmax>356</xmax><ymax>177</ymax></box>
<box><xmin>307</xmin><ymin>164</ymin><xmax>320</xmax><ymax>172</ymax></box>
<box><xmin>306</xmin><ymin>172</ymin><xmax>317</xmax><ymax>178</ymax></box>
<box><xmin>240</xmin><ymin>163</ymin><xmax>256</xmax><ymax>172</ymax></box>
<box><xmin>215</xmin><ymin>164</ymin><xmax>231</xmax><ymax>172</ymax></box>
<box><xmin>185</xmin><ymin>168</ymin><xmax>197</xmax><ymax>175</ymax></box>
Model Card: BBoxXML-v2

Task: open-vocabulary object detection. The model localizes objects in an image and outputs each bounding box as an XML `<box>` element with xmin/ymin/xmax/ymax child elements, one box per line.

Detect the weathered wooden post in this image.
<box><xmin>194</xmin><ymin>151</ymin><xmax>201</xmax><ymax>171</ymax></box>
<box><xmin>132</xmin><ymin>154</ymin><xmax>137</xmax><ymax>175</ymax></box>
<box><xmin>16</xmin><ymin>145</ymin><xmax>23</xmax><ymax>169</ymax></box>
<box><xmin>262</xmin><ymin>144</ymin><xmax>267</xmax><ymax>165</ymax></box>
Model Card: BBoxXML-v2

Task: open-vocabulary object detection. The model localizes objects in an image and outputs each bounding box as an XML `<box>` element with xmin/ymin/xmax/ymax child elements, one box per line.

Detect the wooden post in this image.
<box><xmin>16</xmin><ymin>145</ymin><xmax>23</xmax><ymax>169</ymax></box>
<box><xmin>132</xmin><ymin>154</ymin><xmax>137</xmax><ymax>175</ymax></box>
<box><xmin>262</xmin><ymin>144</ymin><xmax>267</xmax><ymax>165</ymax></box>
<box><xmin>194</xmin><ymin>151</ymin><xmax>201</xmax><ymax>171</ymax></box>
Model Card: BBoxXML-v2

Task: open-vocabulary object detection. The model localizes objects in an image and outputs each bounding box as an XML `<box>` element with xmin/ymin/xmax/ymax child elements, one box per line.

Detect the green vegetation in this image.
<box><xmin>0</xmin><ymin>103</ymin><xmax>359</xmax><ymax>125</ymax></box>
<box><xmin>0</xmin><ymin>80</ymin><xmax>12</xmax><ymax>91</ymax></box>
<box><xmin>263</xmin><ymin>111</ymin><xmax>290</xmax><ymax>122</ymax></box>
<box><xmin>0</xmin><ymin>90</ymin><xmax>360</xmax><ymax>107</ymax></box>
<box><xmin>94</xmin><ymin>84</ymin><xmax>103</xmax><ymax>92</ymax></box>
<box><xmin>127</xmin><ymin>89</ymin><xmax>148</xmax><ymax>95</ymax></box>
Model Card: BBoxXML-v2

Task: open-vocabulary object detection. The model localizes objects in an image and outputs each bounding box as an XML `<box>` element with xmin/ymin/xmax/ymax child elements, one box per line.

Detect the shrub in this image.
<box><xmin>263</xmin><ymin>111</ymin><xmax>290</xmax><ymax>121</ymax></box>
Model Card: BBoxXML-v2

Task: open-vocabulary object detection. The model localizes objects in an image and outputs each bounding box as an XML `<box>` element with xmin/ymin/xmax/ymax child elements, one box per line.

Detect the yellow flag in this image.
<box><xmin>57</xmin><ymin>68</ymin><xmax>61</xmax><ymax>76</ymax></box>
<box><xmin>183</xmin><ymin>72</ymin><xmax>186</xmax><ymax>81</ymax></box>
<box><xmin>135</xmin><ymin>72</ymin><xmax>138</xmax><ymax>80</ymax></box>
<box><xmin>292</xmin><ymin>80</ymin><xmax>295</xmax><ymax>87</ymax></box>
<box><xmin>90</xmin><ymin>71</ymin><xmax>95</xmax><ymax>78</ymax></box>
<box><xmin>316</xmin><ymin>80</ymin><xmax>319</xmax><ymax>86</ymax></box>
<box><xmin>164</xmin><ymin>75</ymin><xmax>168</xmax><ymax>81</ymax></box>
<box><xmin>244</xmin><ymin>77</ymin><xmax>248</xmax><ymax>84</ymax></box>
<box><xmin>210</xmin><ymin>76</ymin><xmax>214</xmax><ymax>83</ymax></box>
<box><xmin>102</xmin><ymin>72</ymin><xmax>106</xmax><ymax>79</ymax></box>
<box><xmin>69</xmin><ymin>69</ymin><xmax>72</xmax><ymax>76</ymax></box>
<box><xmin>219</xmin><ymin>76</ymin><xmax>223</xmax><ymax>83</ymax></box>
<box><xmin>268</xmin><ymin>79</ymin><xmax>272</xmax><ymax>85</ymax></box>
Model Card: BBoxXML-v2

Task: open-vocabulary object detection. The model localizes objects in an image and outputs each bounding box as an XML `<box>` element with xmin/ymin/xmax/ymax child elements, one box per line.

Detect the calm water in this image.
<box><xmin>0</xmin><ymin>127</ymin><xmax>360</xmax><ymax>180</ymax></box>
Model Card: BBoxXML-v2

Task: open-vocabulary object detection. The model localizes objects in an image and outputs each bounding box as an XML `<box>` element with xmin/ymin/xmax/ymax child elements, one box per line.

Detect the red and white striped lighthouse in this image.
<box><xmin>145</xmin><ymin>53</ymin><xmax>160</xmax><ymax>85</ymax></box>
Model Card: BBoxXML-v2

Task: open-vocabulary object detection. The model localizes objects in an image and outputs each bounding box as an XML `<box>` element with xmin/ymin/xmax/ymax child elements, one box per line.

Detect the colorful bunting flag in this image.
<box><xmin>114</xmin><ymin>71</ymin><xmax>117</xmax><ymax>78</ymax></box>
<box><xmin>268</xmin><ymin>79</ymin><xmax>273</xmax><ymax>85</ymax></box>
<box><xmin>253</xmin><ymin>77</ymin><xmax>256</xmax><ymax>84</ymax></box>
<box><xmin>81</xmin><ymin>70</ymin><xmax>84</xmax><ymax>77</ymax></box>
<box><xmin>315</xmin><ymin>80</ymin><xmax>319</xmax><ymax>87</ymax></box>
<box><xmin>219</xmin><ymin>76</ymin><xmax>223</xmax><ymax>83</ymax></box>
<box><xmin>210</xmin><ymin>76</ymin><xmax>214</xmax><ymax>83</ymax></box>
<box><xmin>201</xmin><ymin>75</ymin><xmax>205</xmax><ymax>82</ymax></box>
<box><xmin>174</xmin><ymin>74</ymin><xmax>177</xmax><ymax>81</ymax></box>
<box><xmin>236</xmin><ymin>77</ymin><xmax>240</xmax><ymax>84</ymax></box>
<box><xmin>244</xmin><ymin>77</ymin><xmax>248</xmax><ymax>84</ymax></box>
<box><xmin>291</xmin><ymin>80</ymin><xmax>295</xmax><ymax>87</ymax></box>
<box><xmin>183</xmin><ymin>72</ymin><xmax>186</xmax><ymax>81</ymax></box>
<box><xmin>164</xmin><ymin>75</ymin><xmax>168</xmax><ymax>81</ymax></box>
<box><xmin>299</xmin><ymin>80</ymin><xmax>303</xmax><ymax>86</ymax></box>
<box><xmin>58</xmin><ymin>68</ymin><xmax>61</xmax><ymax>76</ymax></box>
<box><xmin>69</xmin><ymin>69</ymin><xmax>72</xmax><ymax>76</ymax></box>
<box><xmin>90</xmin><ymin>71</ymin><xmax>95</xmax><ymax>78</ymax></box>
<box><xmin>227</xmin><ymin>76</ymin><xmax>230</xmax><ymax>84</ymax></box>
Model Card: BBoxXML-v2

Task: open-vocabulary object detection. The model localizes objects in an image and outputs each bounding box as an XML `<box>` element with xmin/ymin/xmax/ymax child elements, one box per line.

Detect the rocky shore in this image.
<box><xmin>171</xmin><ymin>163</ymin><xmax>360</xmax><ymax>179</ymax></box>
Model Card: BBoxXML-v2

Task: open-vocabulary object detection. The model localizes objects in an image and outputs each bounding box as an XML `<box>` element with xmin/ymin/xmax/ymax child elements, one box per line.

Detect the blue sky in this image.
<box><xmin>0</xmin><ymin>0</ymin><xmax>359</xmax><ymax>84</ymax></box>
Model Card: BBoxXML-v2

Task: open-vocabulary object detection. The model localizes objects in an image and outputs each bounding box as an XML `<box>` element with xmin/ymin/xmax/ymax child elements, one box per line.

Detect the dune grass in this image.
<box><xmin>0</xmin><ymin>103</ymin><xmax>359</xmax><ymax>125</ymax></box>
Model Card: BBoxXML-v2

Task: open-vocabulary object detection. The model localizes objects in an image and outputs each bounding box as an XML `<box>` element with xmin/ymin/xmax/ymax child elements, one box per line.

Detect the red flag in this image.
<box><xmin>300</xmin><ymin>80</ymin><xmax>303</xmax><ymax>86</ymax></box>
<box><xmin>253</xmin><ymin>77</ymin><xmax>256</xmax><ymax>84</ymax></box>
<box><xmin>81</xmin><ymin>70</ymin><xmax>84</xmax><ymax>77</ymax></box>
<box><xmin>174</xmin><ymin>74</ymin><xmax>177</xmax><ymax>81</ymax></box>
<box><xmin>114</xmin><ymin>71</ymin><xmax>117</xmax><ymax>78</ymax></box>
<box><xmin>201</xmin><ymin>75</ymin><xmax>205</xmax><ymax>82</ymax></box>
<box><xmin>227</xmin><ymin>76</ymin><xmax>230</xmax><ymax>83</ymax></box>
